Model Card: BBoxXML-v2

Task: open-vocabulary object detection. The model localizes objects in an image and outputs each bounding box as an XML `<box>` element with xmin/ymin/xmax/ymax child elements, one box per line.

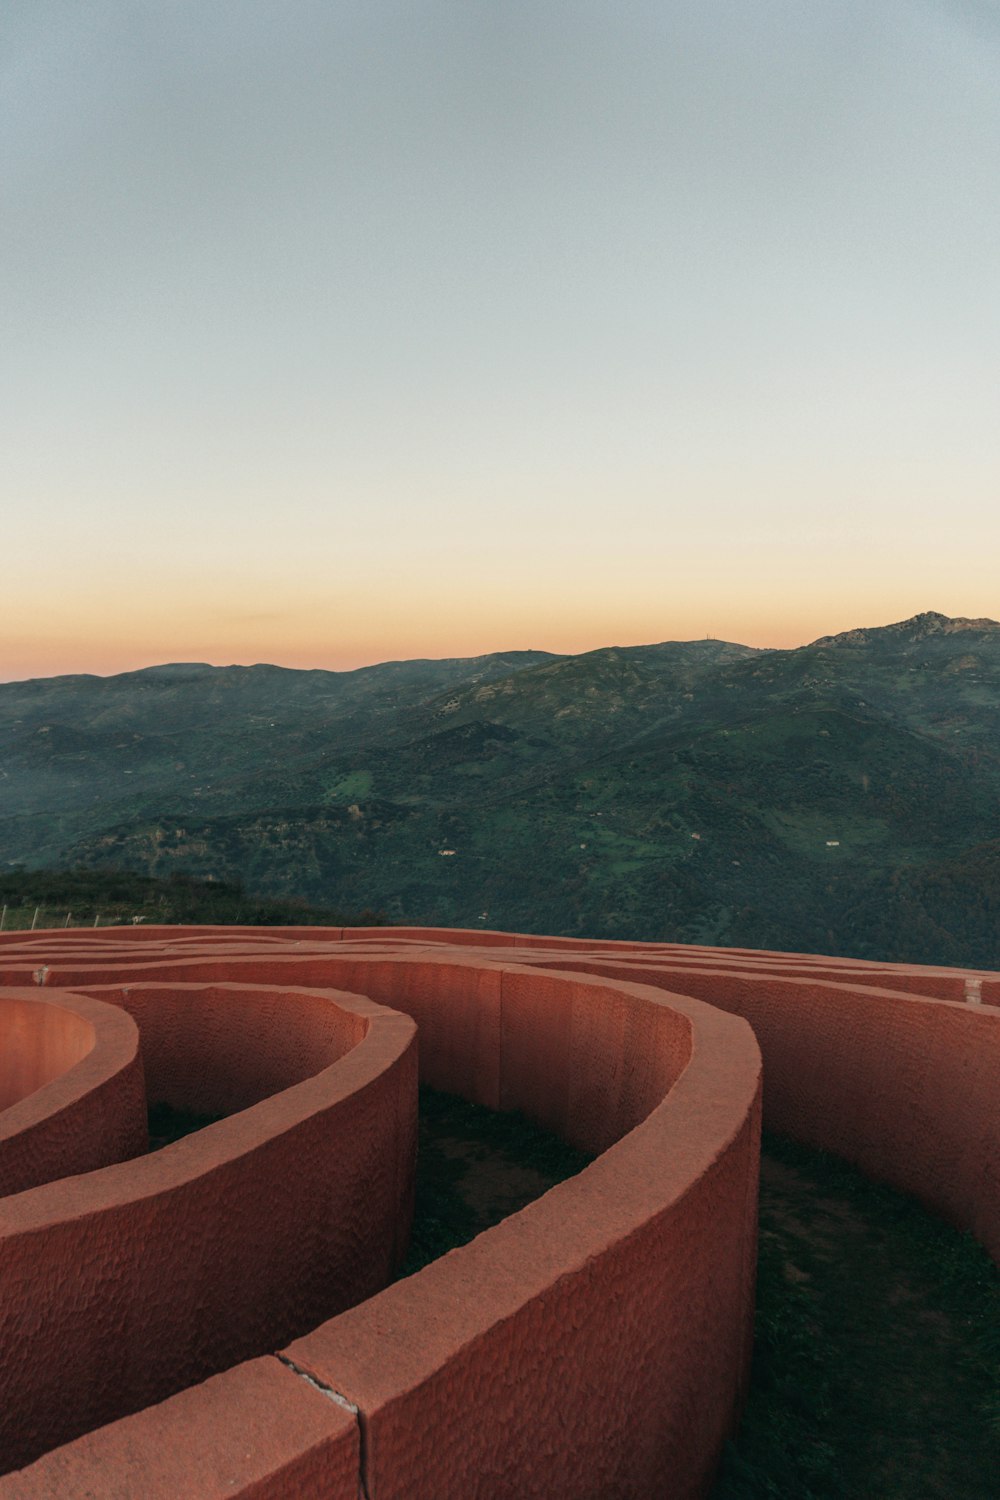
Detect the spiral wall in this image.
<box><xmin>0</xmin><ymin>925</ymin><xmax>995</xmax><ymax>1498</ymax></box>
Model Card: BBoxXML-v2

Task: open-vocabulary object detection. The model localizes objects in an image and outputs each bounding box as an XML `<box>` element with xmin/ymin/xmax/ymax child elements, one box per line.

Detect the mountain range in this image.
<box><xmin>3</xmin><ymin>611</ymin><xmax>1000</xmax><ymax>965</ymax></box>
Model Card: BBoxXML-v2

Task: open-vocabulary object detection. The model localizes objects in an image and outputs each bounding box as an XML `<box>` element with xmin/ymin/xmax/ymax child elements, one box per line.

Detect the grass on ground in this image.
<box><xmin>713</xmin><ymin>1132</ymin><xmax>1000</xmax><ymax>1500</ymax></box>
<box><xmin>398</xmin><ymin>1086</ymin><xmax>594</xmax><ymax>1278</ymax></box>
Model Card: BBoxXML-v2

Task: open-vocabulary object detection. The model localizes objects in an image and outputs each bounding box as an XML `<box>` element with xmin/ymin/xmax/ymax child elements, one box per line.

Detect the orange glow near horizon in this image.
<box><xmin>3</xmin><ymin>580</ymin><xmax>992</xmax><ymax>684</ymax></box>
<box><xmin>3</xmin><ymin>499</ymin><xmax>996</xmax><ymax>683</ymax></box>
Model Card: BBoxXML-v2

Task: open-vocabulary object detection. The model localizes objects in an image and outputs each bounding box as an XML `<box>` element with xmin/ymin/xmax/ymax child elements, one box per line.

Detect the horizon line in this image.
<box><xmin>4</xmin><ymin>609</ymin><xmax>998</xmax><ymax>688</ymax></box>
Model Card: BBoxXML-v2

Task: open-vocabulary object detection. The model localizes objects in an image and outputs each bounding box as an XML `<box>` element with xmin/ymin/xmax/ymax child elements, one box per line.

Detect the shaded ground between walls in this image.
<box><xmin>398</xmin><ymin>1086</ymin><xmax>594</xmax><ymax>1278</ymax></box>
<box><xmin>713</xmin><ymin>1134</ymin><xmax>1000</xmax><ymax>1500</ymax></box>
<box><xmin>147</xmin><ymin>1101</ymin><xmax>224</xmax><ymax>1150</ymax></box>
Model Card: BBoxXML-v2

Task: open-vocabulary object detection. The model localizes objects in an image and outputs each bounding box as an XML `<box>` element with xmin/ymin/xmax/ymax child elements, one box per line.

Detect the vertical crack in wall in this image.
<box><xmin>275</xmin><ymin>1354</ymin><xmax>372</xmax><ymax>1500</ymax></box>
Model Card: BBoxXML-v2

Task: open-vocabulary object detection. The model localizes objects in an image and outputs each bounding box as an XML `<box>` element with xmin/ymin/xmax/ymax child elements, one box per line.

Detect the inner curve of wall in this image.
<box><xmin>0</xmin><ymin>994</ymin><xmax>95</xmax><ymax>1111</ymax></box>
<box><xmin>0</xmin><ymin>942</ymin><xmax>762</xmax><ymax>1499</ymax></box>
<box><xmin>0</xmin><ymin>989</ymin><xmax>146</xmax><ymax>1197</ymax></box>
<box><xmin>0</xmin><ymin>980</ymin><xmax>416</xmax><ymax>1473</ymax></box>
<box><xmin>531</xmin><ymin>954</ymin><xmax>1000</xmax><ymax>1259</ymax></box>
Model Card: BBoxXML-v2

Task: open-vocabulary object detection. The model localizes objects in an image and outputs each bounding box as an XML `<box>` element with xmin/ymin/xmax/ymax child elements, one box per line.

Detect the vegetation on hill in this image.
<box><xmin>4</xmin><ymin>613</ymin><xmax>1000</xmax><ymax>964</ymax></box>
<box><xmin>0</xmin><ymin>868</ymin><xmax>382</xmax><ymax>930</ymax></box>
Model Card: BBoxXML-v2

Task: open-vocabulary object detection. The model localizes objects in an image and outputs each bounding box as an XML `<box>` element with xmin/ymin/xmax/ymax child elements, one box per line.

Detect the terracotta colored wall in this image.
<box><xmin>286</xmin><ymin>966</ymin><xmax>761</xmax><ymax>1500</ymax></box>
<box><xmin>82</xmin><ymin>980</ymin><xmax>371</xmax><ymax>1114</ymax></box>
<box><xmin>0</xmin><ymin>979</ymin><xmax>416</xmax><ymax>1473</ymax></box>
<box><xmin>538</xmin><ymin>956</ymin><xmax>1000</xmax><ymax>1260</ymax></box>
<box><xmin>0</xmin><ymin>928</ymin><xmax>996</xmax><ymax>1498</ymax></box>
<box><xmin>0</xmin><ymin>1359</ymin><xmax>360</xmax><ymax>1500</ymax></box>
<box><xmin>22</xmin><ymin>950</ymin><xmax>508</xmax><ymax>1107</ymax></box>
<box><xmin>0</xmin><ymin>990</ymin><xmax>146</xmax><ymax>1197</ymax></box>
<box><xmin>0</xmin><ymin>946</ymin><xmax>761</xmax><ymax>1500</ymax></box>
<box><xmin>0</xmin><ymin>993</ymin><xmax>95</xmax><ymax>1111</ymax></box>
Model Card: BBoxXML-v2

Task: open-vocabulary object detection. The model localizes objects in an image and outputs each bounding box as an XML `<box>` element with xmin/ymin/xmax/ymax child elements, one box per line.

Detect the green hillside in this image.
<box><xmin>3</xmin><ymin>613</ymin><xmax>1000</xmax><ymax>964</ymax></box>
<box><xmin>0</xmin><ymin>868</ymin><xmax>382</xmax><ymax>930</ymax></box>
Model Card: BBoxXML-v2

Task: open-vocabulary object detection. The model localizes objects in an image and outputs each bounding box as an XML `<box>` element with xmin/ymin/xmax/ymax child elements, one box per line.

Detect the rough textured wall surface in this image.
<box><xmin>0</xmin><ymin>925</ymin><xmax>996</xmax><ymax>1498</ymax></box>
<box><xmin>0</xmin><ymin>1358</ymin><xmax>360</xmax><ymax>1500</ymax></box>
<box><xmin>286</xmin><ymin>972</ymin><xmax>760</xmax><ymax>1500</ymax></box>
<box><xmin>0</xmin><ymin>989</ymin><xmax>146</xmax><ymax>1196</ymax></box>
<box><xmin>534</xmin><ymin>956</ymin><xmax>1000</xmax><ymax>1258</ymax></box>
<box><xmin>0</xmin><ymin>993</ymin><xmax>95</xmax><ymax>1111</ymax></box>
<box><xmin>0</xmin><ymin>972</ymin><xmax>416</xmax><ymax>1472</ymax></box>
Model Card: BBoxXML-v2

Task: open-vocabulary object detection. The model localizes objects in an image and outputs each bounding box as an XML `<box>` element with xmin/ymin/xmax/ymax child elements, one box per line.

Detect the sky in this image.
<box><xmin>2</xmin><ymin>1</ymin><xmax>998</xmax><ymax>681</ymax></box>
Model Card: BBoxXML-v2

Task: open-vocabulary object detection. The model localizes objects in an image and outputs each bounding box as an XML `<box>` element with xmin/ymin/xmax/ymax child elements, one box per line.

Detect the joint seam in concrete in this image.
<box><xmin>275</xmin><ymin>1353</ymin><xmax>358</xmax><ymax>1413</ymax></box>
<box><xmin>275</xmin><ymin>1354</ymin><xmax>371</xmax><ymax>1500</ymax></box>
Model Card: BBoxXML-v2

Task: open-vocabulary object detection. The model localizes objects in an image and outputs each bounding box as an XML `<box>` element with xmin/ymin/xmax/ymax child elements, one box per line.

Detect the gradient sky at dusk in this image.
<box><xmin>3</xmin><ymin>2</ymin><xmax>998</xmax><ymax>681</ymax></box>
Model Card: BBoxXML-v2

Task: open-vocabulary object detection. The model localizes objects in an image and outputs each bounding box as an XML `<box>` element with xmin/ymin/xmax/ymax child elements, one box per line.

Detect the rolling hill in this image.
<box><xmin>3</xmin><ymin>612</ymin><xmax>1000</xmax><ymax>964</ymax></box>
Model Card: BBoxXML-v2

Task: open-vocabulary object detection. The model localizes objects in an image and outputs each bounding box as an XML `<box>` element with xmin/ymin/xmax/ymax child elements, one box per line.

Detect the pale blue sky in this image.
<box><xmin>2</xmin><ymin>2</ymin><xmax>998</xmax><ymax>679</ymax></box>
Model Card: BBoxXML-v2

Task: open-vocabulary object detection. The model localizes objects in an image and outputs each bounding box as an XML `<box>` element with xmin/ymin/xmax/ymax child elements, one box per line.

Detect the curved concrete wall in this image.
<box><xmin>0</xmin><ymin>926</ymin><xmax>995</xmax><ymax>1498</ymax></box>
<box><xmin>285</xmin><ymin>964</ymin><xmax>761</xmax><ymax>1500</ymax></box>
<box><xmin>0</xmin><ymin>976</ymin><xmax>417</xmax><ymax>1472</ymax></box>
<box><xmin>0</xmin><ymin>989</ymin><xmax>146</xmax><ymax>1197</ymax></box>
<box><xmin>530</xmin><ymin>954</ymin><xmax>1000</xmax><ymax>1259</ymax></box>
<box><xmin>0</xmin><ymin>992</ymin><xmax>95</xmax><ymax>1112</ymax></box>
